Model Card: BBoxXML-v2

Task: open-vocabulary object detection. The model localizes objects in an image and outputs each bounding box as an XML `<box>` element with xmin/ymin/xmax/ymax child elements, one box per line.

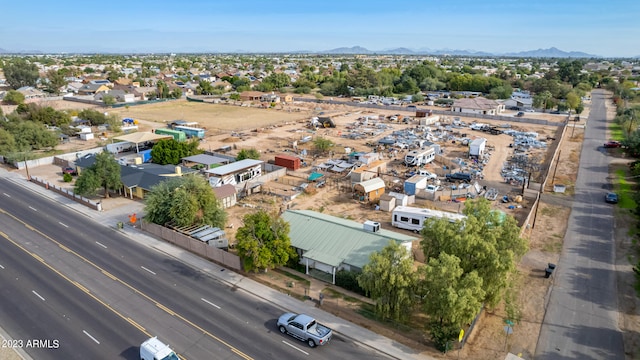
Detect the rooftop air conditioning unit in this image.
<box><xmin>363</xmin><ymin>220</ymin><xmax>380</xmax><ymax>233</ymax></box>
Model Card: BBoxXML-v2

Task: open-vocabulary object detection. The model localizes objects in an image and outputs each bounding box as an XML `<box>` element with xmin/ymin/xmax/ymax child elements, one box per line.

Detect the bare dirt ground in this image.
<box><xmin>7</xmin><ymin>97</ymin><xmax>639</xmax><ymax>359</ymax></box>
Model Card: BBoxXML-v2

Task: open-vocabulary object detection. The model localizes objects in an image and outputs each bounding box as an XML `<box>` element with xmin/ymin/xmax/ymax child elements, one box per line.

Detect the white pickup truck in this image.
<box><xmin>277</xmin><ymin>312</ymin><xmax>332</xmax><ymax>348</ymax></box>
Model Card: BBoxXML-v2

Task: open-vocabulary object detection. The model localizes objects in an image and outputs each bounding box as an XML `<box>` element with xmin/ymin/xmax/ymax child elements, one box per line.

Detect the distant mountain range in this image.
<box><xmin>321</xmin><ymin>46</ymin><xmax>600</xmax><ymax>58</ymax></box>
<box><xmin>0</xmin><ymin>46</ymin><xmax>613</xmax><ymax>58</ymax></box>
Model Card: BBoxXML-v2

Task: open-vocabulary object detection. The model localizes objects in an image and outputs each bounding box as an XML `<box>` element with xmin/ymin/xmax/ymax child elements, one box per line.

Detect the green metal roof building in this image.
<box><xmin>281</xmin><ymin>210</ymin><xmax>417</xmax><ymax>284</ymax></box>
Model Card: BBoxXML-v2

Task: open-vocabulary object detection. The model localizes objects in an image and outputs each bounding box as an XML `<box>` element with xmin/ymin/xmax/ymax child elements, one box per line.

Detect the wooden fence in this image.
<box><xmin>140</xmin><ymin>221</ymin><xmax>242</xmax><ymax>271</ymax></box>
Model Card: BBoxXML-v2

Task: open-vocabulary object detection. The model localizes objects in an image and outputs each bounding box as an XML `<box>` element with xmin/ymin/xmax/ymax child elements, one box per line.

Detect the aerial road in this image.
<box><xmin>535</xmin><ymin>89</ymin><xmax>624</xmax><ymax>359</ymax></box>
<box><xmin>0</xmin><ymin>178</ymin><xmax>391</xmax><ymax>360</ymax></box>
<box><xmin>0</xmin><ymin>231</ymin><xmax>143</xmax><ymax>359</ymax></box>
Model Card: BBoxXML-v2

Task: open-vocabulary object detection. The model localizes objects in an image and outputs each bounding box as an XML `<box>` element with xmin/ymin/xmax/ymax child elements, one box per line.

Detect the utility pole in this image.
<box><xmin>24</xmin><ymin>155</ymin><xmax>31</xmax><ymax>180</ymax></box>
<box><xmin>551</xmin><ymin>150</ymin><xmax>561</xmax><ymax>185</ymax></box>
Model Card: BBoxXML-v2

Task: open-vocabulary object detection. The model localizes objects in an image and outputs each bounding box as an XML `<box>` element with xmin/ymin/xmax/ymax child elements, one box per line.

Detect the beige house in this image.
<box><xmin>16</xmin><ymin>86</ymin><xmax>46</xmax><ymax>100</ymax></box>
<box><xmin>452</xmin><ymin>97</ymin><xmax>505</xmax><ymax>115</ymax></box>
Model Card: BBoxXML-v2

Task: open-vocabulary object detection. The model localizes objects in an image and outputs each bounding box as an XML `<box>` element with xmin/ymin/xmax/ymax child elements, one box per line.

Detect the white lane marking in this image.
<box><xmin>201</xmin><ymin>298</ymin><xmax>221</xmax><ymax>309</ymax></box>
<box><xmin>59</xmin><ymin>222</ymin><xmax>69</xmax><ymax>228</ymax></box>
<box><xmin>0</xmin><ymin>264</ymin><xmax>4</xmax><ymax>269</ymax></box>
<box><xmin>141</xmin><ymin>266</ymin><xmax>156</xmax><ymax>275</ymax></box>
<box><xmin>95</xmin><ymin>242</ymin><xmax>107</xmax><ymax>249</ymax></box>
<box><xmin>282</xmin><ymin>340</ymin><xmax>309</xmax><ymax>355</ymax></box>
<box><xmin>29</xmin><ymin>206</ymin><xmax>38</xmax><ymax>211</ymax></box>
<box><xmin>83</xmin><ymin>330</ymin><xmax>100</xmax><ymax>344</ymax></box>
<box><xmin>2</xmin><ymin>193</ymin><xmax>10</xmax><ymax>197</ymax></box>
<box><xmin>32</xmin><ymin>290</ymin><xmax>45</xmax><ymax>301</ymax></box>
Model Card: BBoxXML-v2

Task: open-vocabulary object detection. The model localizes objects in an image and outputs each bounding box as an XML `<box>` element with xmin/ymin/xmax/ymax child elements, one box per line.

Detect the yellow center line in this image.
<box><xmin>0</xmin><ymin>207</ymin><xmax>253</xmax><ymax>359</ymax></box>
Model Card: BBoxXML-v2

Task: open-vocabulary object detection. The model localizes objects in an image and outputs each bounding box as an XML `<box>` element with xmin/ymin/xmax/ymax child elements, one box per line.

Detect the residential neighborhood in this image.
<box><xmin>1</xmin><ymin>49</ymin><xmax>639</xmax><ymax>360</ymax></box>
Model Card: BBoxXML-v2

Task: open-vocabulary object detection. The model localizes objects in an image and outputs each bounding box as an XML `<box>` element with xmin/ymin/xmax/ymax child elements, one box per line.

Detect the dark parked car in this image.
<box><xmin>605</xmin><ymin>192</ymin><xmax>619</xmax><ymax>204</ymax></box>
<box><xmin>604</xmin><ymin>141</ymin><xmax>622</xmax><ymax>148</ymax></box>
<box><xmin>62</xmin><ymin>167</ymin><xmax>77</xmax><ymax>175</ymax></box>
<box><xmin>445</xmin><ymin>172</ymin><xmax>472</xmax><ymax>182</ymax></box>
<box><xmin>515</xmin><ymin>112</ymin><xmax>525</xmax><ymax>117</ymax></box>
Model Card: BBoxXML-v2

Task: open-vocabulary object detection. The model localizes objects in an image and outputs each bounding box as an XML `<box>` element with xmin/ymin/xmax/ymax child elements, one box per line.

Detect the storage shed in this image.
<box><xmin>379</xmin><ymin>194</ymin><xmax>396</xmax><ymax>212</ymax></box>
<box><xmin>469</xmin><ymin>138</ymin><xmax>487</xmax><ymax>158</ymax></box>
<box><xmin>404</xmin><ymin>175</ymin><xmax>429</xmax><ymax>196</ymax></box>
<box><xmin>353</xmin><ymin>177</ymin><xmax>385</xmax><ymax>202</ymax></box>
<box><xmin>274</xmin><ymin>154</ymin><xmax>301</xmax><ymax>170</ymax></box>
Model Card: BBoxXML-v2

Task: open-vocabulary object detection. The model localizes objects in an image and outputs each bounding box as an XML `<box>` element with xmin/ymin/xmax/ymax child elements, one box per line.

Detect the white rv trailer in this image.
<box><xmin>404</xmin><ymin>147</ymin><xmax>435</xmax><ymax>167</ymax></box>
<box><xmin>391</xmin><ymin>205</ymin><xmax>466</xmax><ymax>232</ymax></box>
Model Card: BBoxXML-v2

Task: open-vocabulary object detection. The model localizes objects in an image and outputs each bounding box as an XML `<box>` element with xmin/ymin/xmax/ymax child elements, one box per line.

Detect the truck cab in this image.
<box><xmin>140</xmin><ymin>337</ymin><xmax>179</xmax><ymax>360</ymax></box>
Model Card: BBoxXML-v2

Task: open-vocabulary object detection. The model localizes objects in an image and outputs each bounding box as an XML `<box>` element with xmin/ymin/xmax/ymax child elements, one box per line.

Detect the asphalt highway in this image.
<box><xmin>0</xmin><ymin>228</ymin><xmax>142</xmax><ymax>359</ymax></box>
<box><xmin>0</xmin><ymin>178</ymin><xmax>390</xmax><ymax>360</ymax></box>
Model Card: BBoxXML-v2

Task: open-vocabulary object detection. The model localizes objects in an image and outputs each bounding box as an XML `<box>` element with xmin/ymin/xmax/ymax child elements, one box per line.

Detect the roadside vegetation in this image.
<box><xmin>3</xmin><ymin>53</ymin><xmax>640</xmax><ymax>354</ymax></box>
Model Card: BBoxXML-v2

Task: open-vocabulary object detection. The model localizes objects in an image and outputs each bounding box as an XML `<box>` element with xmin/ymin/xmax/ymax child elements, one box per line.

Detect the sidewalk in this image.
<box><xmin>0</xmin><ymin>170</ymin><xmax>433</xmax><ymax>360</ymax></box>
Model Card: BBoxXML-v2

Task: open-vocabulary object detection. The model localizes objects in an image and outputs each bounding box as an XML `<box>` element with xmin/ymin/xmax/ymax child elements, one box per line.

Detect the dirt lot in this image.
<box><xmin>8</xmin><ymin>97</ymin><xmax>639</xmax><ymax>359</ymax></box>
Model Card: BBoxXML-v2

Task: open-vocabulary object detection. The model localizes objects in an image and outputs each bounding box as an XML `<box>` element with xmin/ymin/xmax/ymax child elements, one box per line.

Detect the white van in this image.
<box><xmin>140</xmin><ymin>337</ymin><xmax>179</xmax><ymax>360</ymax></box>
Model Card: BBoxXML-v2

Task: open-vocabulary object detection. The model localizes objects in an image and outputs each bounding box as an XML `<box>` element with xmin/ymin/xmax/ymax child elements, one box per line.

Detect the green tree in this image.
<box><xmin>144</xmin><ymin>175</ymin><xmax>226</xmax><ymax>228</ymax></box>
<box><xmin>150</xmin><ymin>139</ymin><xmax>202</xmax><ymax>165</ymax></box>
<box><xmin>257</xmin><ymin>73</ymin><xmax>290</xmax><ymax>91</ymax></box>
<box><xmin>313</xmin><ymin>137</ymin><xmax>334</xmax><ymax>155</ymax></box>
<box><xmin>74</xmin><ymin>168</ymin><xmax>102</xmax><ymax>197</ymax></box>
<box><xmin>106</xmin><ymin>70</ymin><xmax>123</xmax><ymax>82</ymax></box>
<box><xmin>418</xmin><ymin>253</ymin><xmax>485</xmax><ymax>352</ymax></box>
<box><xmin>533</xmin><ymin>90</ymin><xmax>553</xmax><ymax>112</ymax></box>
<box><xmin>22</xmin><ymin>104</ymin><xmax>71</xmax><ymax>126</ymax></box>
<box><xmin>102</xmin><ymin>94</ymin><xmax>116</xmax><ymax>106</ymax></box>
<box><xmin>0</xmin><ymin>128</ymin><xmax>17</xmax><ymax>155</ymax></box>
<box><xmin>5</xmin><ymin>121</ymin><xmax>57</xmax><ymax>150</ymax></box>
<box><xmin>235</xmin><ymin>210</ymin><xmax>296</xmax><ymax>272</ymax></box>
<box><xmin>421</xmin><ymin>198</ymin><xmax>527</xmax><ymax>308</ymax></box>
<box><xmin>157</xmin><ymin>80</ymin><xmax>170</xmax><ymax>99</ymax></box>
<box><xmin>488</xmin><ymin>85</ymin><xmax>513</xmax><ymax>99</ymax></box>
<box><xmin>236</xmin><ymin>148</ymin><xmax>260</xmax><ymax>161</ymax></box>
<box><xmin>357</xmin><ymin>241</ymin><xmax>416</xmax><ymax>321</ymax></box>
<box><xmin>197</xmin><ymin>80</ymin><xmax>214</xmax><ymax>95</ymax></box>
<box><xmin>74</xmin><ymin>151</ymin><xmax>122</xmax><ymax>198</ymax></box>
<box><xmin>412</xmin><ymin>93</ymin><xmax>424</xmax><ymax>103</ymax></box>
<box><xmin>78</xmin><ymin>109</ymin><xmax>109</xmax><ymax>125</ymax></box>
<box><xmin>170</xmin><ymin>87</ymin><xmax>183</xmax><ymax>99</ymax></box>
<box><xmin>3</xmin><ymin>59</ymin><xmax>39</xmax><ymax>89</ymax></box>
<box><xmin>44</xmin><ymin>69</ymin><xmax>68</xmax><ymax>95</ymax></box>
<box><xmin>566</xmin><ymin>91</ymin><xmax>581</xmax><ymax>115</ymax></box>
<box><xmin>3</xmin><ymin>90</ymin><xmax>25</xmax><ymax>105</ymax></box>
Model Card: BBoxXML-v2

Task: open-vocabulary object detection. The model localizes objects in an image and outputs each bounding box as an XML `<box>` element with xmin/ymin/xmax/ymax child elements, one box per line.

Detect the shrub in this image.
<box><xmin>335</xmin><ymin>270</ymin><xmax>367</xmax><ymax>296</ymax></box>
<box><xmin>63</xmin><ymin>173</ymin><xmax>73</xmax><ymax>182</ymax></box>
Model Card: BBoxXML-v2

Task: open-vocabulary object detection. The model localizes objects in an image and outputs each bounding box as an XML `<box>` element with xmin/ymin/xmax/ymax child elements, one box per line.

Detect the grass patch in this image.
<box><xmin>539</xmin><ymin>206</ymin><xmax>560</xmax><ymax>217</ymax></box>
<box><xmin>322</xmin><ymin>288</ymin><xmax>360</xmax><ymax>303</ymax></box>
<box><xmin>357</xmin><ymin>303</ymin><xmax>379</xmax><ymax>320</ymax></box>
<box><xmin>543</xmin><ymin>239</ymin><xmax>564</xmax><ymax>253</ymax></box>
<box><xmin>273</xmin><ymin>268</ymin><xmax>311</xmax><ymax>287</ymax></box>
<box><xmin>610</xmin><ymin>122</ymin><xmax>624</xmax><ymax>142</ymax></box>
<box><xmin>615</xmin><ymin>169</ymin><xmax>637</xmax><ymax>210</ymax></box>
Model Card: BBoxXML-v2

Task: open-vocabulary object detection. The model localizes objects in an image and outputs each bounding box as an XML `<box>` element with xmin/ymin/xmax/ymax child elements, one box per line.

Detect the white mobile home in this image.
<box><xmin>392</xmin><ymin>206</ymin><xmax>466</xmax><ymax>232</ymax></box>
<box><xmin>404</xmin><ymin>147</ymin><xmax>435</xmax><ymax>167</ymax></box>
<box><xmin>205</xmin><ymin>159</ymin><xmax>263</xmax><ymax>187</ymax></box>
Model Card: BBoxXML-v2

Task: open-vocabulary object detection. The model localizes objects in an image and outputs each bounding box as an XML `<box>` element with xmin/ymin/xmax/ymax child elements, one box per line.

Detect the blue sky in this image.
<box><xmin>2</xmin><ymin>0</ymin><xmax>638</xmax><ymax>57</ymax></box>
